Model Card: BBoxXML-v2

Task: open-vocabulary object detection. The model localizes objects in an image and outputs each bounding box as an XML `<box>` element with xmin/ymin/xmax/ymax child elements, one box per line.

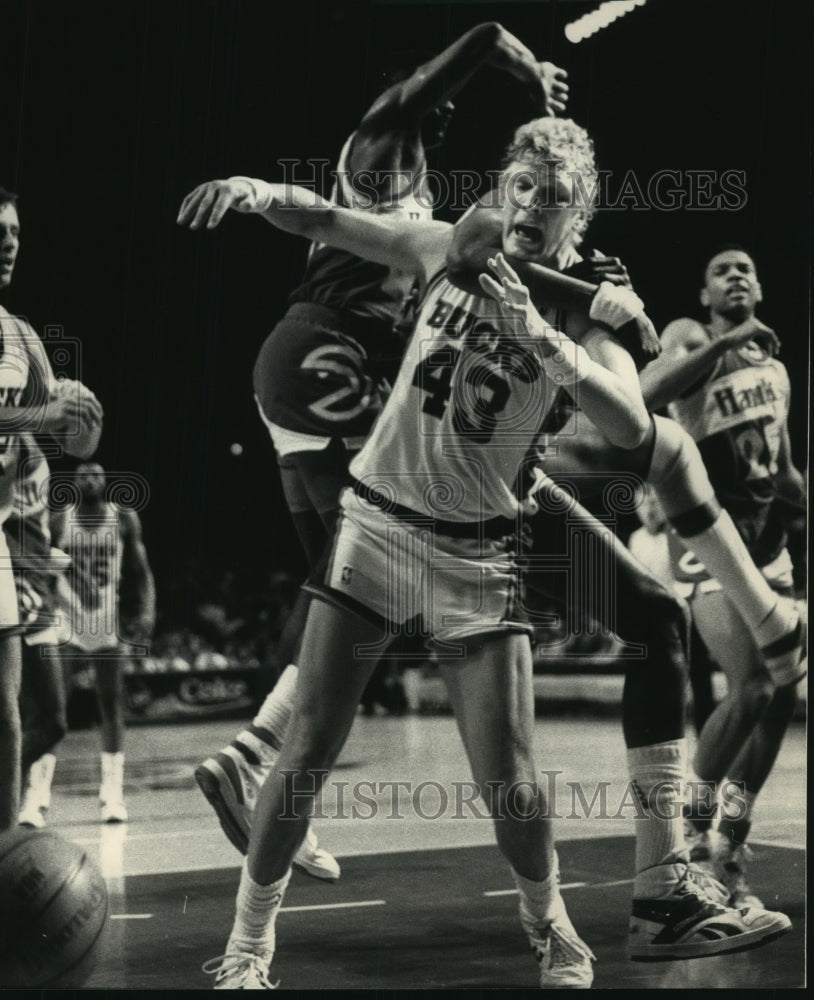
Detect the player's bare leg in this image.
<box><xmin>685</xmin><ymin>589</ymin><xmax>797</xmax><ymax>906</ymax></box>
<box><xmin>196</xmin><ymin>484</ymin><xmax>342</xmax><ymax>879</ymax></box>
<box><xmin>94</xmin><ymin>655</ymin><xmax>128</xmax><ymax>823</ymax></box>
<box><xmin>205</xmin><ymin>599</ymin><xmax>380</xmax><ymax>988</ymax></box>
<box><xmin>440</xmin><ymin>632</ymin><xmax>595</xmax><ymax>988</ymax></box>
<box><xmin>0</xmin><ymin>632</ymin><xmax>23</xmax><ymax>830</ymax></box>
<box><xmin>18</xmin><ymin>644</ymin><xmax>68</xmax><ymax>828</ymax></box>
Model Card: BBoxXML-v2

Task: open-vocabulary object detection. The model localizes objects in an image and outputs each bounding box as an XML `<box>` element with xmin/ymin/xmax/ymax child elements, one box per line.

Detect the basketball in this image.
<box><xmin>0</xmin><ymin>827</ymin><xmax>109</xmax><ymax>988</ymax></box>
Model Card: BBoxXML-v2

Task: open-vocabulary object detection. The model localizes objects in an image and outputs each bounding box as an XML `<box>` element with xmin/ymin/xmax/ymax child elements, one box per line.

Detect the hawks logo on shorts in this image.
<box><xmin>300</xmin><ymin>343</ymin><xmax>379</xmax><ymax>424</ymax></box>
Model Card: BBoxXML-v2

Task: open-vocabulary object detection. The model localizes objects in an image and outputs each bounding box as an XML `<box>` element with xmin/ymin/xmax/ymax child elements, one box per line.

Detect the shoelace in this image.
<box><xmin>685</xmin><ymin>863</ymin><xmax>729</xmax><ymax>904</ymax></box>
<box><xmin>542</xmin><ymin>923</ymin><xmax>597</xmax><ymax>967</ymax></box>
<box><xmin>202</xmin><ymin>953</ymin><xmax>278</xmax><ymax>989</ymax></box>
<box><xmin>675</xmin><ymin>866</ymin><xmax>731</xmax><ymax>913</ymax></box>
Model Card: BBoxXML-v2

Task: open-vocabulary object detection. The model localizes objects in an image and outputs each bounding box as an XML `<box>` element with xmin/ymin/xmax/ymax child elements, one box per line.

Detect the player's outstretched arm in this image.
<box><xmin>638</xmin><ymin>316</ymin><xmax>778</xmax><ymax>411</ymax></box>
<box><xmin>481</xmin><ymin>253</ymin><xmax>650</xmax><ymax>449</ymax></box>
<box><xmin>362</xmin><ymin>23</ymin><xmax>567</xmax><ymax>132</ymax></box>
<box><xmin>178</xmin><ymin>177</ymin><xmax>452</xmax><ymax>279</ymax></box>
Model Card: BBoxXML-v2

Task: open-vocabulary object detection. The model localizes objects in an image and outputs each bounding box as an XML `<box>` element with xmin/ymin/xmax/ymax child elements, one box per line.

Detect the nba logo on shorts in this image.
<box><xmin>341</xmin><ymin>566</ymin><xmax>353</xmax><ymax>584</ymax></box>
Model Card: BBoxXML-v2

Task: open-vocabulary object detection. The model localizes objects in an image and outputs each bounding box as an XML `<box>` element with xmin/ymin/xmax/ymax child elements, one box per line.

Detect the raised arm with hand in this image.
<box><xmin>362</xmin><ymin>22</ymin><xmax>567</xmax><ymax>131</ymax></box>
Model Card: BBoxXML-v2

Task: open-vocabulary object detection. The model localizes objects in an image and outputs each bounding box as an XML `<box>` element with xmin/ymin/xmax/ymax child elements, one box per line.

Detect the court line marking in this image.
<box><xmin>485</xmin><ymin>882</ymin><xmax>586</xmax><ymax>897</ymax></box>
<box><xmin>484</xmin><ymin>877</ymin><xmax>635</xmax><ymax>897</ymax></box>
<box><xmin>281</xmin><ymin>899</ymin><xmax>386</xmax><ymax>914</ymax></box>
<box><xmin>110</xmin><ymin>913</ymin><xmax>154</xmax><ymax>920</ymax></box>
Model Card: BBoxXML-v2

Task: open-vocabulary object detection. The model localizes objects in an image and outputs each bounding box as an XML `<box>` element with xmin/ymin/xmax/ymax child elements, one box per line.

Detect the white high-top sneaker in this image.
<box><xmin>19</xmin><ymin>753</ymin><xmax>57</xmax><ymax>828</ymax></box>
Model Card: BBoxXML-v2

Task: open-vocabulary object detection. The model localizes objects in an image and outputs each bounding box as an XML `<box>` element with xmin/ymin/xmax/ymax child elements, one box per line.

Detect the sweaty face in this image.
<box><xmin>500</xmin><ymin>160</ymin><xmax>582</xmax><ymax>265</ymax></box>
<box><xmin>702</xmin><ymin>250</ymin><xmax>762</xmax><ymax>320</ymax></box>
<box><xmin>0</xmin><ymin>202</ymin><xmax>20</xmax><ymax>290</ymax></box>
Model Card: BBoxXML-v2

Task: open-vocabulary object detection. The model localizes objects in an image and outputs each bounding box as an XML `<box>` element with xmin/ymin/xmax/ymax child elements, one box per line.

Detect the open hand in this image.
<box><xmin>479</xmin><ymin>252</ymin><xmax>548</xmax><ymax>339</ymax></box>
<box><xmin>177</xmin><ymin>178</ymin><xmax>261</xmax><ymax>230</ymax></box>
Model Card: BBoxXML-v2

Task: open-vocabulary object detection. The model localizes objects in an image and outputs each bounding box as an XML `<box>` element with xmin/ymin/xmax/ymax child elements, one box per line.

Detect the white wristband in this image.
<box><xmin>231</xmin><ymin>176</ymin><xmax>275</xmax><ymax>213</ymax></box>
<box><xmin>589</xmin><ymin>281</ymin><xmax>644</xmax><ymax>330</ymax></box>
<box><xmin>542</xmin><ymin>336</ymin><xmax>594</xmax><ymax>387</ymax></box>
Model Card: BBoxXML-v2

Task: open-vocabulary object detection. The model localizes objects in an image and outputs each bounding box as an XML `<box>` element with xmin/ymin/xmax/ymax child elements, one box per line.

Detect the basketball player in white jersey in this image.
<box><xmin>640</xmin><ymin>247</ymin><xmax>806</xmax><ymax>907</ymax></box>
<box><xmin>184</xmin><ymin>118</ymin><xmax>791</xmax><ymax>989</ymax></box>
<box><xmin>183</xmin><ymin>23</ymin><xmax>568</xmax><ymax>881</ymax></box>
<box><xmin>0</xmin><ymin>186</ymin><xmax>103</xmax><ymax>831</ymax></box>
<box><xmin>45</xmin><ymin>461</ymin><xmax>156</xmax><ymax>822</ymax></box>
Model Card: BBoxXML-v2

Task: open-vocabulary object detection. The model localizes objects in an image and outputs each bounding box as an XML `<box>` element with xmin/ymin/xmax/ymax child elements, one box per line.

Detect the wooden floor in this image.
<box><xmin>29</xmin><ymin>715</ymin><xmax>809</xmax><ymax>989</ymax></box>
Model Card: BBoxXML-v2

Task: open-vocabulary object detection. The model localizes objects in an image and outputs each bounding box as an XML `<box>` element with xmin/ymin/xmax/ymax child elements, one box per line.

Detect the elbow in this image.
<box><xmin>474</xmin><ymin>22</ymin><xmax>504</xmax><ymax>45</ymax></box>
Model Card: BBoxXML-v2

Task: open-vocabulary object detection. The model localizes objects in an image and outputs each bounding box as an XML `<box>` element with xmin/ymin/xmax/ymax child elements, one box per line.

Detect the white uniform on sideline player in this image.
<box><xmin>181</xmin><ymin>118</ymin><xmax>791</xmax><ymax>990</ymax></box>
<box><xmin>48</xmin><ymin>462</ymin><xmax>156</xmax><ymax>823</ymax></box>
<box><xmin>0</xmin><ymin>185</ymin><xmax>103</xmax><ymax>831</ymax></box>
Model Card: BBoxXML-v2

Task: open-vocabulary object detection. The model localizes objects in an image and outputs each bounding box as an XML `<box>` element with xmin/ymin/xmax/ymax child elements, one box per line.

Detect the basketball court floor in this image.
<box><xmin>41</xmin><ymin>714</ymin><xmax>805</xmax><ymax>990</ymax></box>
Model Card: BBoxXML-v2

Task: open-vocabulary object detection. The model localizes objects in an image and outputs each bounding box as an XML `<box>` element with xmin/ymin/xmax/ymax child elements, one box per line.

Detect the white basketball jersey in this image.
<box><xmin>349</xmin><ymin>271</ymin><xmax>561</xmax><ymax>521</ymax></box>
<box><xmin>57</xmin><ymin>503</ymin><xmax>123</xmax><ymax>651</ymax></box>
<box><xmin>0</xmin><ymin>306</ymin><xmax>55</xmax><ymax>523</ymax></box>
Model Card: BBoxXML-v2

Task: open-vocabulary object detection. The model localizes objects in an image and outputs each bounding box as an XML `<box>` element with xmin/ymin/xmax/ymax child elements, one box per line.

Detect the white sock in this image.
<box><xmin>101</xmin><ymin>751</ymin><xmax>124</xmax><ymax>791</ymax></box>
<box><xmin>227</xmin><ymin>862</ymin><xmax>291</xmax><ymax>964</ymax></box>
<box><xmin>681</xmin><ymin>511</ymin><xmax>776</xmax><ymax>630</ymax></box>
<box><xmin>628</xmin><ymin>740</ymin><xmax>687</xmax><ymax>873</ymax></box>
<box><xmin>250</xmin><ymin>665</ymin><xmax>299</xmax><ymax>745</ymax></box>
<box><xmin>512</xmin><ymin>852</ymin><xmax>570</xmax><ymax>930</ymax></box>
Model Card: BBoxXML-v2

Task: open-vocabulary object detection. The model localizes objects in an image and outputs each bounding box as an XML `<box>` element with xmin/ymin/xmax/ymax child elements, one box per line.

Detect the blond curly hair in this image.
<box><xmin>501</xmin><ymin>117</ymin><xmax>598</xmax><ymax>244</ymax></box>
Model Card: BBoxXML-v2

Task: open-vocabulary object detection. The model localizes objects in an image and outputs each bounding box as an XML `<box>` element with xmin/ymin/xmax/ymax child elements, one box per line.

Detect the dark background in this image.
<box><xmin>0</xmin><ymin>0</ymin><xmax>810</xmax><ymax>623</ymax></box>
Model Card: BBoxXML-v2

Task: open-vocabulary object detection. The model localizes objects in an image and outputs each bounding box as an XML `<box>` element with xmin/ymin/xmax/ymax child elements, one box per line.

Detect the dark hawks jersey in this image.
<box><xmin>668</xmin><ymin>332</ymin><xmax>791</xmax><ymax>566</ymax></box>
<box><xmin>255</xmin><ymin>132</ymin><xmax>432</xmax><ymax>443</ymax></box>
